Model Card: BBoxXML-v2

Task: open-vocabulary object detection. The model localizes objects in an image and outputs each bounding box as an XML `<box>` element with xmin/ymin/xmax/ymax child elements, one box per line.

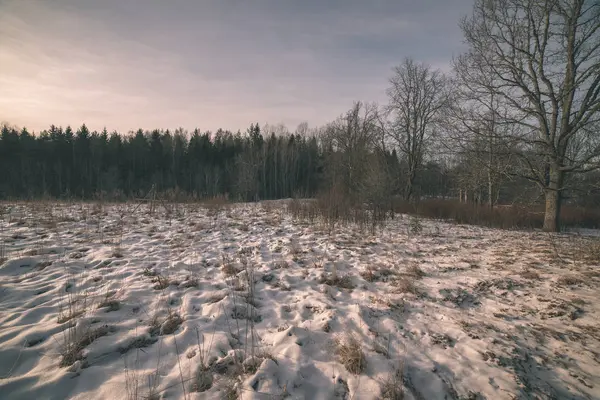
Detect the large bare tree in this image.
<box><xmin>315</xmin><ymin>102</ymin><xmax>389</xmax><ymax>230</ymax></box>
<box><xmin>459</xmin><ymin>0</ymin><xmax>600</xmax><ymax>231</ymax></box>
<box><xmin>386</xmin><ymin>58</ymin><xmax>450</xmax><ymax>201</ymax></box>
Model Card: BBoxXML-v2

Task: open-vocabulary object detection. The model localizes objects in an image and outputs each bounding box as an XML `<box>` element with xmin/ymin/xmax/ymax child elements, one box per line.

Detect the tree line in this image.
<box><xmin>1</xmin><ymin>0</ymin><xmax>599</xmax><ymax>232</ymax></box>
<box><xmin>0</xmin><ymin>123</ymin><xmax>321</xmax><ymax>202</ymax></box>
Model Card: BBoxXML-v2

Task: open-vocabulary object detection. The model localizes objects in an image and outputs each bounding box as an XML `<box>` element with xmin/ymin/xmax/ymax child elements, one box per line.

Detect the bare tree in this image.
<box><xmin>235</xmin><ymin>149</ymin><xmax>260</xmax><ymax>202</ymax></box>
<box><xmin>459</xmin><ymin>0</ymin><xmax>600</xmax><ymax>231</ymax></box>
<box><xmin>450</xmin><ymin>54</ymin><xmax>517</xmax><ymax>208</ymax></box>
<box><xmin>295</xmin><ymin>122</ymin><xmax>309</xmax><ymax>137</ymax></box>
<box><xmin>385</xmin><ymin>58</ymin><xmax>450</xmax><ymax>201</ymax></box>
<box><xmin>324</xmin><ymin>101</ymin><xmax>382</xmax><ymax>195</ymax></box>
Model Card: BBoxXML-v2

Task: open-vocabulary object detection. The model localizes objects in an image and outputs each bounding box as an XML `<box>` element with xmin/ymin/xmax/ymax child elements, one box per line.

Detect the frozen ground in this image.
<box><xmin>0</xmin><ymin>201</ymin><xmax>599</xmax><ymax>400</ymax></box>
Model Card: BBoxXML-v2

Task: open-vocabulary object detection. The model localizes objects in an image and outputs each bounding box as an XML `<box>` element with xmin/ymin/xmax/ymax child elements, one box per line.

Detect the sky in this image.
<box><xmin>0</xmin><ymin>0</ymin><xmax>473</xmax><ymax>134</ymax></box>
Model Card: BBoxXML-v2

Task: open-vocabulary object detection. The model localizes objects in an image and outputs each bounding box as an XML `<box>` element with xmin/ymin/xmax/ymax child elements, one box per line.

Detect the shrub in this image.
<box><xmin>393</xmin><ymin>199</ymin><xmax>600</xmax><ymax>230</ymax></box>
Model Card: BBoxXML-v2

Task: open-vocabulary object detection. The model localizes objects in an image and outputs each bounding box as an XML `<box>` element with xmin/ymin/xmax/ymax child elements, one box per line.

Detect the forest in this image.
<box><xmin>1</xmin><ymin>114</ymin><xmax>598</xmax><ymax>225</ymax></box>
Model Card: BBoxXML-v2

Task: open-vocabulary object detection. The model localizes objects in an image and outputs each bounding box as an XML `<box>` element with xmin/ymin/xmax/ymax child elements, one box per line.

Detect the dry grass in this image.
<box><xmin>394</xmin><ymin>199</ymin><xmax>600</xmax><ymax>230</ymax></box>
<box><xmin>287</xmin><ymin>192</ymin><xmax>387</xmax><ymax>234</ymax></box>
<box><xmin>273</xmin><ymin>260</ymin><xmax>289</xmax><ymax>270</ymax></box>
<box><xmin>578</xmin><ymin>240</ymin><xmax>600</xmax><ymax>263</ymax></box>
<box><xmin>221</xmin><ymin>256</ymin><xmax>238</xmax><ymax>277</ymax></box>
<box><xmin>553</xmin><ymin>236</ymin><xmax>600</xmax><ymax>263</ymax></box>
<box><xmin>112</xmin><ymin>247</ymin><xmax>124</xmax><ymax>258</ymax></box>
<box><xmin>333</xmin><ymin>334</ymin><xmax>367</xmax><ymax>375</ymax></box>
<box><xmin>406</xmin><ymin>263</ymin><xmax>424</xmax><ymax>279</ymax></box>
<box><xmin>582</xmin><ymin>269</ymin><xmax>600</xmax><ymax>278</ymax></box>
<box><xmin>222</xmin><ymin>263</ymin><xmax>238</xmax><ymax>277</ymax></box>
<box><xmin>192</xmin><ymin>367</ymin><xmax>213</xmax><ymax>393</ymax></box>
<box><xmin>161</xmin><ymin>312</ymin><xmax>183</xmax><ymax>335</ymax></box>
<box><xmin>519</xmin><ymin>269</ymin><xmax>540</xmax><ymax>280</ymax></box>
<box><xmin>149</xmin><ymin>311</ymin><xmax>183</xmax><ymax>336</ymax></box>
<box><xmin>320</xmin><ymin>271</ymin><xmax>354</xmax><ymax>289</ymax></box>
<box><xmin>556</xmin><ymin>274</ymin><xmax>585</xmax><ymax>286</ymax></box>
<box><xmin>360</xmin><ymin>266</ymin><xmax>377</xmax><ymax>282</ymax></box>
<box><xmin>118</xmin><ymin>335</ymin><xmax>157</xmax><ymax>354</ymax></box>
<box><xmin>190</xmin><ymin>330</ymin><xmax>214</xmax><ymax>393</ymax></box>
<box><xmin>97</xmin><ymin>299</ymin><xmax>120</xmax><ymax>312</ymax></box>
<box><xmin>0</xmin><ymin>209</ymin><xmax>6</xmax><ymax>265</ymax></box>
<box><xmin>360</xmin><ymin>264</ymin><xmax>396</xmax><ymax>283</ymax></box>
<box><xmin>152</xmin><ymin>274</ymin><xmax>171</xmax><ymax>290</ymax></box>
<box><xmin>182</xmin><ymin>276</ymin><xmax>199</xmax><ymax>288</ymax></box>
<box><xmin>142</xmin><ymin>267</ymin><xmax>157</xmax><ymax>277</ymax></box>
<box><xmin>391</xmin><ymin>276</ymin><xmax>418</xmax><ymax>294</ymax></box>
<box><xmin>57</xmin><ymin>307</ymin><xmax>86</xmax><ymax>324</ymax></box>
<box><xmin>202</xmin><ymin>195</ymin><xmax>231</xmax><ymax>218</ymax></box>
<box><xmin>217</xmin><ymin>375</ymin><xmax>240</xmax><ymax>400</ymax></box>
<box><xmin>289</xmin><ymin>241</ymin><xmax>302</xmax><ymax>255</ymax></box>
<box><xmin>408</xmin><ymin>215</ymin><xmax>423</xmax><ymax>234</ymax></box>
<box><xmin>60</xmin><ymin>324</ymin><xmax>111</xmax><ymax>367</ymax></box>
<box><xmin>208</xmin><ymin>292</ymin><xmax>227</xmax><ymax>303</ymax></box>
<box><xmin>380</xmin><ymin>364</ymin><xmax>404</xmax><ymax>400</ymax></box>
<box><xmin>57</xmin><ymin>289</ymin><xmax>88</xmax><ymax>324</ymax></box>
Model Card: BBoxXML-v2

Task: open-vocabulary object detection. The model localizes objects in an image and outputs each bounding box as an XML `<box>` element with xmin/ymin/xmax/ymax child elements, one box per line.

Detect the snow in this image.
<box><xmin>0</xmin><ymin>201</ymin><xmax>599</xmax><ymax>399</ymax></box>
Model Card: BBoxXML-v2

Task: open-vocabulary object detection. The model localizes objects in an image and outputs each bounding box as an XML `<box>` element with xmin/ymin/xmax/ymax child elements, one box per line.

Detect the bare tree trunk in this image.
<box><xmin>543</xmin><ymin>164</ymin><xmax>564</xmax><ymax>232</ymax></box>
<box><xmin>487</xmin><ymin>136</ymin><xmax>494</xmax><ymax>209</ymax></box>
<box><xmin>487</xmin><ymin>169</ymin><xmax>493</xmax><ymax>209</ymax></box>
<box><xmin>404</xmin><ymin>171</ymin><xmax>415</xmax><ymax>201</ymax></box>
<box><xmin>487</xmin><ymin>94</ymin><xmax>495</xmax><ymax>209</ymax></box>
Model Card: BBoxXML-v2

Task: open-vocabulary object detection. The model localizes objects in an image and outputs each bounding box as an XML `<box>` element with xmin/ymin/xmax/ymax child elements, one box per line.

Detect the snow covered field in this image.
<box><xmin>0</xmin><ymin>201</ymin><xmax>599</xmax><ymax>400</ymax></box>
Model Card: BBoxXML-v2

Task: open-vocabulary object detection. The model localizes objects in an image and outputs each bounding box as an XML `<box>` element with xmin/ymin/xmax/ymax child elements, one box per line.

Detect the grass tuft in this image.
<box><xmin>391</xmin><ymin>276</ymin><xmax>418</xmax><ymax>294</ymax></box>
<box><xmin>406</xmin><ymin>263</ymin><xmax>424</xmax><ymax>279</ymax></box>
<box><xmin>320</xmin><ymin>270</ymin><xmax>354</xmax><ymax>289</ymax></box>
<box><xmin>519</xmin><ymin>269</ymin><xmax>540</xmax><ymax>280</ymax></box>
<box><xmin>333</xmin><ymin>334</ymin><xmax>367</xmax><ymax>375</ymax></box>
<box><xmin>380</xmin><ymin>364</ymin><xmax>404</xmax><ymax>400</ymax></box>
<box><xmin>556</xmin><ymin>274</ymin><xmax>585</xmax><ymax>286</ymax></box>
<box><xmin>60</xmin><ymin>325</ymin><xmax>111</xmax><ymax>367</ymax></box>
<box><xmin>97</xmin><ymin>299</ymin><xmax>120</xmax><ymax>312</ymax></box>
<box><xmin>152</xmin><ymin>274</ymin><xmax>171</xmax><ymax>290</ymax></box>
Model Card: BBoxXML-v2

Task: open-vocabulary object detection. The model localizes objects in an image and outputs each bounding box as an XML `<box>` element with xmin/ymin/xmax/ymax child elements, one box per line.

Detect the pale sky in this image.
<box><xmin>0</xmin><ymin>0</ymin><xmax>472</xmax><ymax>133</ymax></box>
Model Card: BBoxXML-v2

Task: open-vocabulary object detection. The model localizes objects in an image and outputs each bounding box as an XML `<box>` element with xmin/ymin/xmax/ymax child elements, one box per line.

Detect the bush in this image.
<box><xmin>392</xmin><ymin>199</ymin><xmax>600</xmax><ymax>230</ymax></box>
<box><xmin>287</xmin><ymin>187</ymin><xmax>386</xmax><ymax>233</ymax></box>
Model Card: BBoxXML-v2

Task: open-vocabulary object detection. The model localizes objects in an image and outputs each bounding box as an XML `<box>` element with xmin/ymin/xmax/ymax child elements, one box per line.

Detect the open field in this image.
<box><xmin>0</xmin><ymin>201</ymin><xmax>599</xmax><ymax>400</ymax></box>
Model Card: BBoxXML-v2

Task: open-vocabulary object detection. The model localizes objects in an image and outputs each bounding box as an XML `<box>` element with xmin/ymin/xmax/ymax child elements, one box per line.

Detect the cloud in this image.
<box><xmin>0</xmin><ymin>0</ymin><xmax>472</xmax><ymax>133</ymax></box>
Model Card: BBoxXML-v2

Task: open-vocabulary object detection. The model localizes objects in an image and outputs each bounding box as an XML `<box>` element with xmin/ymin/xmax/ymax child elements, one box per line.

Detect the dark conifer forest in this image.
<box><xmin>0</xmin><ymin>123</ymin><xmax>324</xmax><ymax>201</ymax></box>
